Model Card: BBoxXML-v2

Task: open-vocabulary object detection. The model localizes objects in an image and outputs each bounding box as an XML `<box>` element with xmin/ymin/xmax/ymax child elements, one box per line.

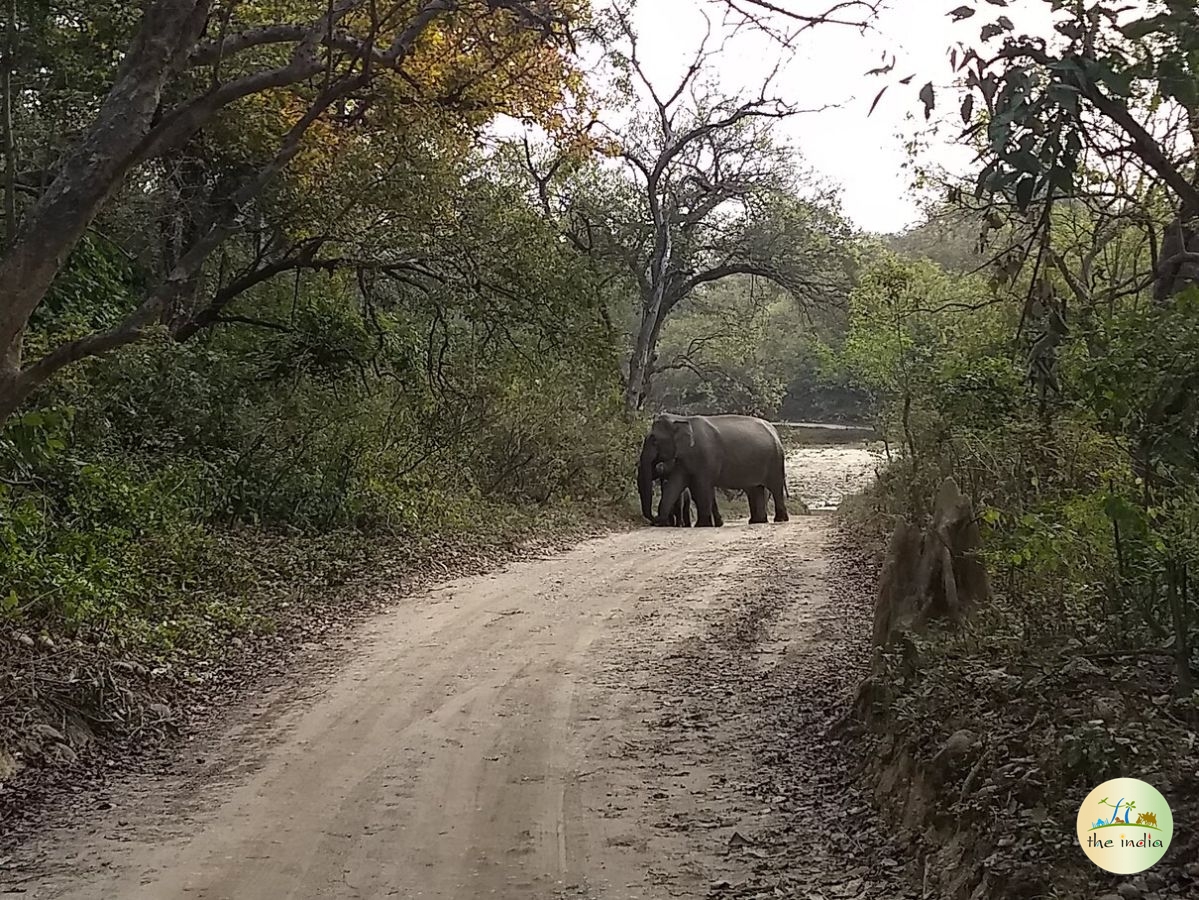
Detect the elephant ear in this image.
<box><xmin>672</xmin><ymin>418</ymin><xmax>695</xmax><ymax>450</ymax></box>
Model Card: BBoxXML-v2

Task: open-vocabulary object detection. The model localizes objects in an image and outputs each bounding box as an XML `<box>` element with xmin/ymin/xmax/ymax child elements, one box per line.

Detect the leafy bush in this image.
<box><xmin>1</xmin><ymin>199</ymin><xmax>639</xmax><ymax>655</ymax></box>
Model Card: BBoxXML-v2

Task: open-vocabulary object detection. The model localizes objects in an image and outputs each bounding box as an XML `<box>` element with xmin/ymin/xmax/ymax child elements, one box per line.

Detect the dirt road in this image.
<box><xmin>12</xmin><ymin>447</ymin><xmax>912</xmax><ymax>900</ymax></box>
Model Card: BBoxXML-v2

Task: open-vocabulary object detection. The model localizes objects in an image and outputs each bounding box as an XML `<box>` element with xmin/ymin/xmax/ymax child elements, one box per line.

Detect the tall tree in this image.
<box><xmin>526</xmin><ymin>9</ymin><xmax>849</xmax><ymax>412</ymax></box>
<box><xmin>0</xmin><ymin>0</ymin><xmax>584</xmax><ymax>423</ymax></box>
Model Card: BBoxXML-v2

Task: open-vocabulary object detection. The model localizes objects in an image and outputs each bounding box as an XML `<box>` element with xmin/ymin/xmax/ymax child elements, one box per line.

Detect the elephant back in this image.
<box><xmin>690</xmin><ymin>414</ymin><xmax>785</xmax><ymax>489</ymax></box>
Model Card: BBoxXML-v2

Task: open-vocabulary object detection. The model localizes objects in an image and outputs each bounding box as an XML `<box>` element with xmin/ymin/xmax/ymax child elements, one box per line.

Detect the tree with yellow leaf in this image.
<box><xmin>0</xmin><ymin>0</ymin><xmax>588</xmax><ymax>423</ymax></box>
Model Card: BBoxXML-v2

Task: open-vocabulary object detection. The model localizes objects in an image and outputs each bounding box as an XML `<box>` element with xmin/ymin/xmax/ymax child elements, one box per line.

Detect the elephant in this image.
<box><xmin>638</xmin><ymin>413</ymin><xmax>789</xmax><ymax>527</ymax></box>
<box><xmin>657</xmin><ymin>463</ymin><xmax>692</xmax><ymax>527</ymax></box>
<box><xmin>640</xmin><ymin>440</ymin><xmax>722</xmax><ymax>527</ymax></box>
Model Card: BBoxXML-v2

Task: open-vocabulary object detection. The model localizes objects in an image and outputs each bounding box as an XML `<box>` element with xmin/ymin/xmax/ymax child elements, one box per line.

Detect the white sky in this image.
<box><xmin>628</xmin><ymin>0</ymin><xmax>1065</xmax><ymax>234</ymax></box>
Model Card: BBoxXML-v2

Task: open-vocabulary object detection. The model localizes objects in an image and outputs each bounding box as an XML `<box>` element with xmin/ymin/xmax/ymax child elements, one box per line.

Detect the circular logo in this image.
<box><xmin>1076</xmin><ymin>777</ymin><xmax>1173</xmax><ymax>874</ymax></box>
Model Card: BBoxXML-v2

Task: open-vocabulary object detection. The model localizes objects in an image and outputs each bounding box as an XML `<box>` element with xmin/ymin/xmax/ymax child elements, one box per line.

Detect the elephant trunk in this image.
<box><xmin>637</xmin><ymin>435</ymin><xmax>656</xmax><ymax>521</ymax></box>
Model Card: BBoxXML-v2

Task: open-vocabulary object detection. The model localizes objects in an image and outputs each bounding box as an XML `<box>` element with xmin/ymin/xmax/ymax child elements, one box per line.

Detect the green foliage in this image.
<box><xmin>1078</xmin><ymin>290</ymin><xmax>1199</xmax><ymax>483</ymax></box>
<box><xmin>34</xmin><ymin>234</ymin><xmax>144</xmax><ymax>331</ymax></box>
<box><xmin>0</xmin><ymin>446</ymin><xmax>211</xmax><ymax>639</ymax></box>
<box><xmin>651</xmin><ymin>270</ymin><xmax>869</xmax><ymax>421</ymax></box>
<box><xmin>914</xmin><ymin>1</ymin><xmax>1199</xmax><ymax>215</ymax></box>
<box><xmin>842</xmin><ymin>251</ymin><xmax>1022</xmax><ymax>450</ymax></box>
<box><xmin>0</xmin><ymin>151</ymin><xmax>637</xmax><ymax>652</ymax></box>
<box><xmin>851</xmin><ymin>6</ymin><xmax>1199</xmax><ymax>885</ymax></box>
<box><xmin>885</xmin><ymin>212</ymin><xmax>988</xmax><ymax>274</ymax></box>
<box><xmin>851</xmin><ymin>245</ymin><xmax>1199</xmax><ymax>697</ymax></box>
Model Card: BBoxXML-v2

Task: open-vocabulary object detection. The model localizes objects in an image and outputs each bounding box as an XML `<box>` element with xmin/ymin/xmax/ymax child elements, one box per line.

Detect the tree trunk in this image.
<box><xmin>625</xmin><ymin>330</ymin><xmax>651</xmax><ymax>411</ymax></box>
<box><xmin>158</xmin><ymin>154</ymin><xmax>209</xmax><ymax>329</ymax></box>
<box><xmin>1</xmin><ymin>0</ymin><xmax>15</xmax><ymax>247</ymax></box>
<box><xmin>1168</xmin><ymin>559</ymin><xmax>1193</xmax><ymax>696</ymax></box>
<box><xmin>625</xmin><ymin>184</ymin><xmax>672</xmax><ymax>412</ymax></box>
<box><xmin>624</xmin><ymin>283</ymin><xmax>677</xmax><ymax>412</ymax></box>
<box><xmin>624</xmin><ymin>290</ymin><xmax>658</xmax><ymax>412</ymax></box>
<box><xmin>0</xmin><ymin>0</ymin><xmax>204</xmax><ymax>363</ymax></box>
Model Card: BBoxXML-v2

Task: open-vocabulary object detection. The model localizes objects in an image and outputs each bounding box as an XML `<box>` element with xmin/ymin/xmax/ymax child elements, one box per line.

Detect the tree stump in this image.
<box><xmin>872</xmin><ymin>477</ymin><xmax>991</xmax><ymax>648</ymax></box>
<box><xmin>872</xmin><ymin>518</ymin><xmax>923</xmax><ymax>646</ymax></box>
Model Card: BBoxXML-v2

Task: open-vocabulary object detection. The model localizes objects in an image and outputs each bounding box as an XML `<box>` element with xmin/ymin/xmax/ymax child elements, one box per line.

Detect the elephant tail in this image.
<box><xmin>774</xmin><ymin>453</ymin><xmax>790</xmax><ymax>497</ymax></box>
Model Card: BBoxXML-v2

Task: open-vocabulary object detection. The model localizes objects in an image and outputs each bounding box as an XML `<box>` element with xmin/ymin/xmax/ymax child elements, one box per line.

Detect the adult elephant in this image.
<box><xmin>638</xmin><ymin>414</ymin><xmax>789</xmax><ymax>527</ymax></box>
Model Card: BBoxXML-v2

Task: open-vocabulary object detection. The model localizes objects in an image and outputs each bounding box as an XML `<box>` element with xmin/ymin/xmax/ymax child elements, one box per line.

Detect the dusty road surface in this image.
<box><xmin>11</xmin><ymin>445</ymin><xmax>910</xmax><ymax>900</ymax></box>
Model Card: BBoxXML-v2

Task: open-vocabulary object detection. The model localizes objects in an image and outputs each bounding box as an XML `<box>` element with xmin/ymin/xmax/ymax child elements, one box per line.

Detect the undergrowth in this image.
<box><xmin>844</xmin><ymin>429</ymin><xmax>1199</xmax><ymax>899</ymax></box>
<box><xmin>839</xmin><ymin>262</ymin><xmax>1199</xmax><ymax>897</ymax></box>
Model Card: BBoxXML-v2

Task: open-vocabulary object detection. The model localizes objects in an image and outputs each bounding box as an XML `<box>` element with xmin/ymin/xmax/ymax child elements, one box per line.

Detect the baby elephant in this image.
<box><xmin>652</xmin><ymin>460</ymin><xmax>722</xmax><ymax>527</ymax></box>
<box><xmin>654</xmin><ymin>460</ymin><xmax>692</xmax><ymax>526</ymax></box>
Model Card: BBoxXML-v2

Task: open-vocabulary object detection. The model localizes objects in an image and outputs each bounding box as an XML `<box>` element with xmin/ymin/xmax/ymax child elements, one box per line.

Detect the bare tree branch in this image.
<box><xmin>522</xmin><ymin>8</ymin><xmax>852</xmax><ymax>412</ymax></box>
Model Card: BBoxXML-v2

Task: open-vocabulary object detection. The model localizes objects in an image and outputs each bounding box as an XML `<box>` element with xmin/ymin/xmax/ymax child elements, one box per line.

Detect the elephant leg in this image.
<box><xmin>770</xmin><ymin>471</ymin><xmax>790</xmax><ymax>523</ymax></box>
<box><xmin>712</xmin><ymin>493</ymin><xmax>723</xmax><ymax>527</ymax></box>
<box><xmin>747</xmin><ymin>485</ymin><xmax>769</xmax><ymax>524</ymax></box>
<box><xmin>663</xmin><ymin>480</ymin><xmax>684</xmax><ymax>526</ymax></box>
<box><xmin>681</xmin><ymin>487</ymin><xmax>693</xmax><ymax>527</ymax></box>
<box><xmin>656</xmin><ymin>468</ymin><xmax>689</xmax><ymax>525</ymax></box>
<box><xmin>692</xmin><ymin>480</ymin><xmax>717</xmax><ymax>527</ymax></box>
